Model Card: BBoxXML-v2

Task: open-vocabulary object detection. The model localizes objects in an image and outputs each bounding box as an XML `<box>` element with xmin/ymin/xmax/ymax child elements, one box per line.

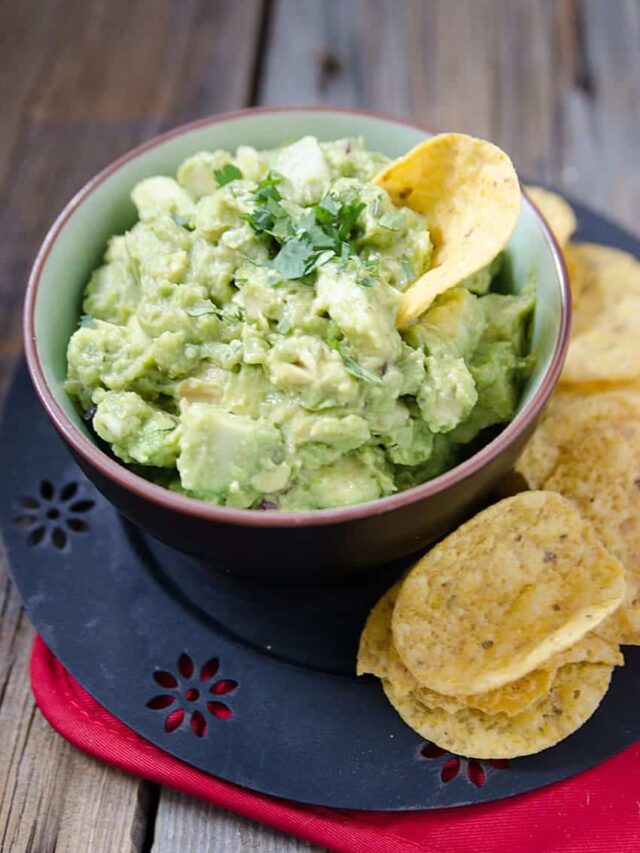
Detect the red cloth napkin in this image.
<box><xmin>31</xmin><ymin>635</ymin><xmax>640</xmax><ymax>853</ymax></box>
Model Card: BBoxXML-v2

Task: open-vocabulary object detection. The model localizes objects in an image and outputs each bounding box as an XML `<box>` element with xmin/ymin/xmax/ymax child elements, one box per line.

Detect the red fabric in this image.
<box><xmin>31</xmin><ymin>636</ymin><xmax>640</xmax><ymax>853</ymax></box>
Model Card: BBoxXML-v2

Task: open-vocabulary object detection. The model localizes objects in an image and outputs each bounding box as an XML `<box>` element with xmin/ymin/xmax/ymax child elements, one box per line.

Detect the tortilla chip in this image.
<box><xmin>563</xmin><ymin>296</ymin><xmax>640</xmax><ymax>384</ymax></box>
<box><xmin>383</xmin><ymin>662</ymin><xmax>613</xmax><ymax>759</ymax></box>
<box><xmin>375</xmin><ymin>133</ymin><xmax>520</xmax><ymax>326</ymax></box>
<box><xmin>413</xmin><ymin>668</ymin><xmax>554</xmax><ymax>718</ymax></box>
<box><xmin>386</xmin><ymin>643</ymin><xmax>418</xmax><ymax>696</ymax></box>
<box><xmin>564</xmin><ymin>243</ymin><xmax>588</xmax><ymax>302</ymax></box>
<box><xmin>560</xmin><ymin>243</ymin><xmax>640</xmax><ymax>384</ymax></box>
<box><xmin>356</xmin><ymin>582</ymin><xmax>400</xmax><ymax>678</ymax></box>
<box><xmin>516</xmin><ymin>392</ymin><xmax>640</xmax><ymax>644</ymax></box>
<box><xmin>359</xmin><ymin>580</ymin><xmax>557</xmax><ymax>716</ymax></box>
<box><xmin>525</xmin><ymin>186</ymin><xmax>577</xmax><ymax>247</ymax></box>
<box><xmin>392</xmin><ymin>491</ymin><xmax>625</xmax><ymax>695</ymax></box>
<box><xmin>551</xmin><ymin>633</ymin><xmax>623</xmax><ymax>668</ymax></box>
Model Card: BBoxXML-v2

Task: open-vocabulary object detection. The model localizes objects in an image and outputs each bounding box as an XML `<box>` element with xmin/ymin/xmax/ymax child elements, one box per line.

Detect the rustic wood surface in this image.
<box><xmin>1</xmin><ymin>1</ymin><xmax>638</xmax><ymax>850</ymax></box>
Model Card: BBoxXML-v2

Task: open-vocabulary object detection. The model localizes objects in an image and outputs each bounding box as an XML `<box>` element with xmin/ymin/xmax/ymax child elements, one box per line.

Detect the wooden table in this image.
<box><xmin>1</xmin><ymin>1</ymin><xmax>639</xmax><ymax>849</ymax></box>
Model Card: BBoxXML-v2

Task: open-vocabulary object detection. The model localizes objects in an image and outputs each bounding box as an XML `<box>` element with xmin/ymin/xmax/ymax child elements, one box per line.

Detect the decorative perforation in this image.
<box><xmin>147</xmin><ymin>653</ymin><xmax>238</xmax><ymax>737</ymax></box>
<box><xmin>419</xmin><ymin>742</ymin><xmax>509</xmax><ymax>788</ymax></box>
<box><xmin>12</xmin><ymin>480</ymin><xmax>94</xmax><ymax>550</ymax></box>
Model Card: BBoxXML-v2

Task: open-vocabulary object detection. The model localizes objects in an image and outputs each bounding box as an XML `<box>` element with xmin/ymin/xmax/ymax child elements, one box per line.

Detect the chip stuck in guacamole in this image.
<box><xmin>65</xmin><ymin>135</ymin><xmax>534</xmax><ymax>511</ymax></box>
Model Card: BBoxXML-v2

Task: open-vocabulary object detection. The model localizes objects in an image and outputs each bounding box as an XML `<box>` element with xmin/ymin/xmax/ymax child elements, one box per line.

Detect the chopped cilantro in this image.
<box><xmin>359</xmin><ymin>276</ymin><xmax>376</xmax><ymax>288</ymax></box>
<box><xmin>401</xmin><ymin>254</ymin><xmax>414</xmax><ymax>282</ymax></box>
<box><xmin>254</xmin><ymin>172</ymin><xmax>282</xmax><ymax>202</ymax></box>
<box><xmin>271</xmin><ymin>239</ymin><xmax>314</xmax><ymax>280</ymax></box>
<box><xmin>243</xmin><ymin>178</ymin><xmax>367</xmax><ymax>284</ymax></box>
<box><xmin>340</xmin><ymin>351</ymin><xmax>383</xmax><ymax>384</ymax></box>
<box><xmin>214</xmin><ymin>164</ymin><xmax>243</xmax><ymax>186</ymax></box>
<box><xmin>186</xmin><ymin>301</ymin><xmax>244</xmax><ymax>323</ymax></box>
<box><xmin>185</xmin><ymin>302</ymin><xmax>218</xmax><ymax>318</ymax></box>
<box><xmin>314</xmin><ymin>194</ymin><xmax>339</xmax><ymax>222</ymax></box>
<box><xmin>338</xmin><ymin>199</ymin><xmax>366</xmax><ymax>238</ymax></box>
<box><xmin>327</xmin><ymin>331</ymin><xmax>383</xmax><ymax>385</ymax></box>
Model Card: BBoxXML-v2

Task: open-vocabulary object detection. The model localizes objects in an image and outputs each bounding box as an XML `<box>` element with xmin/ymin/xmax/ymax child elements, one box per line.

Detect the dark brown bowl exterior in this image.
<box><xmin>65</xmin><ymin>416</ymin><xmax>539</xmax><ymax>577</ymax></box>
<box><xmin>24</xmin><ymin>107</ymin><xmax>571</xmax><ymax>579</ymax></box>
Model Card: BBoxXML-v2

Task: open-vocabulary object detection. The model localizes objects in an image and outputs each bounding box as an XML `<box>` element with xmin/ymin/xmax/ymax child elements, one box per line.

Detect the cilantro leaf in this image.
<box><xmin>340</xmin><ymin>351</ymin><xmax>383</xmax><ymax>384</ymax></box>
<box><xmin>185</xmin><ymin>301</ymin><xmax>219</xmax><ymax>318</ymax></box>
<box><xmin>338</xmin><ymin>200</ymin><xmax>366</xmax><ymax>239</ymax></box>
<box><xmin>310</xmin><ymin>249</ymin><xmax>336</xmax><ymax>271</ymax></box>
<box><xmin>243</xmin><ymin>179</ymin><xmax>366</xmax><ymax>285</ymax></box>
<box><xmin>326</xmin><ymin>332</ymin><xmax>383</xmax><ymax>384</ymax></box>
<box><xmin>401</xmin><ymin>254</ymin><xmax>414</xmax><ymax>283</ymax></box>
<box><xmin>314</xmin><ymin>194</ymin><xmax>339</xmax><ymax>222</ymax></box>
<box><xmin>271</xmin><ymin>239</ymin><xmax>314</xmax><ymax>280</ymax></box>
<box><xmin>214</xmin><ymin>164</ymin><xmax>243</xmax><ymax>186</ymax></box>
<box><xmin>254</xmin><ymin>172</ymin><xmax>282</xmax><ymax>202</ymax></box>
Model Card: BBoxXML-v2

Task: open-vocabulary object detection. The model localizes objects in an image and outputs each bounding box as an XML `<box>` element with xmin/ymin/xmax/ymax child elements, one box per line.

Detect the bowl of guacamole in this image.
<box><xmin>24</xmin><ymin>108</ymin><xmax>570</xmax><ymax>576</ymax></box>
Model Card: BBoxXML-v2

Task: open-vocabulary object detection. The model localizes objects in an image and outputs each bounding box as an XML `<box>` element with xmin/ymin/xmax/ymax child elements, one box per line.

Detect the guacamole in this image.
<box><xmin>66</xmin><ymin>136</ymin><xmax>534</xmax><ymax>510</ymax></box>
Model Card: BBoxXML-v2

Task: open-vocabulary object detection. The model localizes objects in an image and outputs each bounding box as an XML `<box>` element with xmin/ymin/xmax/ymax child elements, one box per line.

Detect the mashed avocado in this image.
<box><xmin>66</xmin><ymin>136</ymin><xmax>534</xmax><ymax>510</ymax></box>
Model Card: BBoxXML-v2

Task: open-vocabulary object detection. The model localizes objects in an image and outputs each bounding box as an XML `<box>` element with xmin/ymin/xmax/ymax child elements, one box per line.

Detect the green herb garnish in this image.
<box><xmin>185</xmin><ymin>301</ymin><xmax>220</xmax><ymax>318</ymax></box>
<box><xmin>401</xmin><ymin>254</ymin><xmax>414</xmax><ymax>283</ymax></box>
<box><xmin>243</xmin><ymin>176</ymin><xmax>367</xmax><ymax>284</ymax></box>
<box><xmin>327</xmin><ymin>331</ymin><xmax>383</xmax><ymax>385</ymax></box>
<box><xmin>214</xmin><ymin>163</ymin><xmax>244</xmax><ymax>187</ymax></box>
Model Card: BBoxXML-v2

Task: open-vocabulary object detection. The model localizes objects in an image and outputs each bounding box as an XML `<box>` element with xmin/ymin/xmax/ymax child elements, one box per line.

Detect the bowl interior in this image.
<box><xmin>31</xmin><ymin>109</ymin><xmax>563</xmax><ymax>453</ymax></box>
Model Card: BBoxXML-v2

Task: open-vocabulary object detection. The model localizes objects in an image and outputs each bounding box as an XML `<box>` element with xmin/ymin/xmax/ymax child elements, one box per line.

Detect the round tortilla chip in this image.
<box><xmin>516</xmin><ymin>390</ymin><xmax>640</xmax><ymax>487</ymax></box>
<box><xmin>562</xmin><ymin>294</ymin><xmax>640</xmax><ymax>385</ymax></box>
<box><xmin>525</xmin><ymin>186</ymin><xmax>577</xmax><ymax>247</ymax></box>
<box><xmin>413</xmin><ymin>668</ymin><xmax>554</xmax><ymax>718</ymax></box>
<box><xmin>392</xmin><ymin>491</ymin><xmax>625</xmax><ymax>695</ymax></box>
<box><xmin>356</xmin><ymin>582</ymin><xmax>400</xmax><ymax>678</ymax></box>
<box><xmin>383</xmin><ymin>662</ymin><xmax>613</xmax><ymax>759</ymax></box>
<box><xmin>375</xmin><ymin>133</ymin><xmax>520</xmax><ymax>326</ymax></box>
<box><xmin>387</xmin><ymin>643</ymin><xmax>420</xmax><ymax>697</ymax></box>
<box><xmin>564</xmin><ymin>243</ymin><xmax>588</xmax><ymax>302</ymax></box>
<box><xmin>516</xmin><ymin>392</ymin><xmax>640</xmax><ymax>645</ymax></box>
<box><xmin>551</xmin><ymin>633</ymin><xmax>623</xmax><ymax>668</ymax></box>
<box><xmin>359</xmin><ymin>579</ymin><xmax>560</xmax><ymax>716</ymax></box>
<box><xmin>559</xmin><ymin>243</ymin><xmax>640</xmax><ymax>384</ymax></box>
<box><xmin>357</xmin><ymin>582</ymin><xmax>421</xmax><ymax>694</ymax></box>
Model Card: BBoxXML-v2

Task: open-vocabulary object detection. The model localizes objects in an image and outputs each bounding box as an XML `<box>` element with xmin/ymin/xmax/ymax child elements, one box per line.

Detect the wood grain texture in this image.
<box><xmin>152</xmin><ymin>790</ymin><xmax>318</xmax><ymax>852</ymax></box>
<box><xmin>262</xmin><ymin>0</ymin><xmax>639</xmax><ymax>231</ymax></box>
<box><xmin>1</xmin><ymin>0</ymin><xmax>639</xmax><ymax>850</ymax></box>
<box><xmin>0</xmin><ymin>556</ymin><xmax>152</xmax><ymax>853</ymax></box>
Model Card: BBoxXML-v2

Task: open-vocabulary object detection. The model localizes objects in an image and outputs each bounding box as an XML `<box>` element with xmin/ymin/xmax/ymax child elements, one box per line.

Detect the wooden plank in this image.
<box><xmin>0</xmin><ymin>557</ymin><xmax>152</xmax><ymax>853</ymax></box>
<box><xmin>261</xmin><ymin>0</ymin><xmax>565</xmax><ymax>183</ymax></box>
<box><xmin>260</xmin><ymin>0</ymin><xmax>413</xmax><ymax>114</ymax></box>
<box><xmin>558</xmin><ymin>0</ymin><xmax>640</xmax><ymax>229</ymax></box>
<box><xmin>152</xmin><ymin>789</ymin><xmax>320</xmax><ymax>852</ymax></box>
<box><xmin>0</xmin><ymin>0</ymin><xmax>265</xmax><ymax>397</ymax></box>
<box><xmin>261</xmin><ymin>0</ymin><xmax>640</xmax><ymax>233</ymax></box>
<box><xmin>0</xmin><ymin>0</ymin><xmax>264</xmax><ymax>850</ymax></box>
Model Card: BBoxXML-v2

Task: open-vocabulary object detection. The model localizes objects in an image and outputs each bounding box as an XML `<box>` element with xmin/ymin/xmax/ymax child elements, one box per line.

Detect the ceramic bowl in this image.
<box><xmin>24</xmin><ymin>107</ymin><xmax>570</xmax><ymax>577</ymax></box>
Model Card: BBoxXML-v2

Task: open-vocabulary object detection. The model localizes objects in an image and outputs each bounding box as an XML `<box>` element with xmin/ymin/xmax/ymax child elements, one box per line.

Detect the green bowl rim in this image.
<box><xmin>23</xmin><ymin>105</ymin><xmax>571</xmax><ymax>528</ymax></box>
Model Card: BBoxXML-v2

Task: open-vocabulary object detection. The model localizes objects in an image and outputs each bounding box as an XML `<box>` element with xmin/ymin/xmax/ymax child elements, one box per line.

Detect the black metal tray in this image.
<box><xmin>3</xmin><ymin>199</ymin><xmax>640</xmax><ymax>810</ymax></box>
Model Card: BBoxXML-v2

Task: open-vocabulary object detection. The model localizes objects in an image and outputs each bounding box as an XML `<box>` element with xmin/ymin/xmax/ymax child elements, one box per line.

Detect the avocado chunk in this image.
<box><xmin>178</xmin><ymin>404</ymin><xmax>289</xmax><ymax>506</ymax></box>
